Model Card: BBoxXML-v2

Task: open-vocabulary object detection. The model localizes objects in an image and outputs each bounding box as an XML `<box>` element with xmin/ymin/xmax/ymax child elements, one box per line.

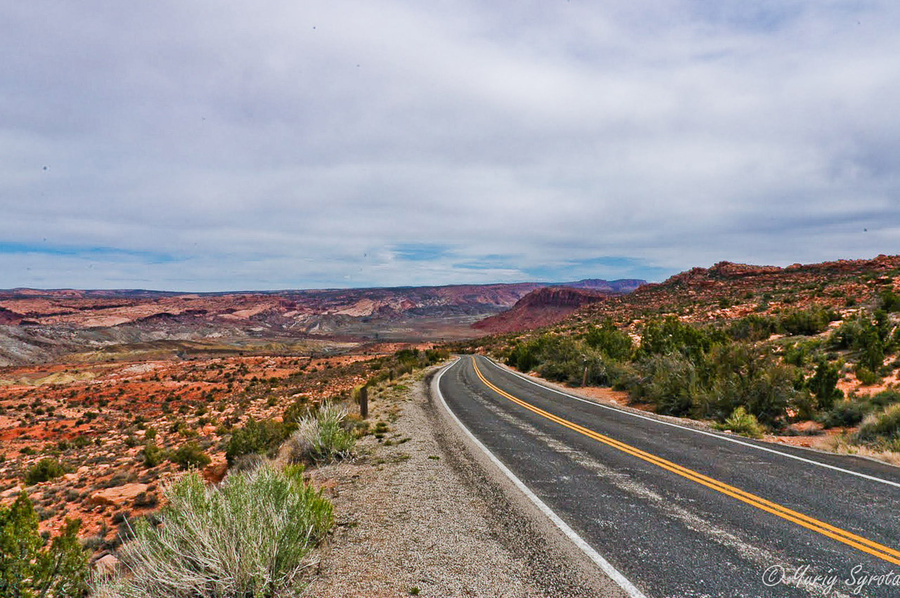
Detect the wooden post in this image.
<box><xmin>359</xmin><ymin>384</ymin><xmax>368</xmax><ymax>419</ymax></box>
<box><xmin>582</xmin><ymin>365</ymin><xmax>588</xmax><ymax>387</ymax></box>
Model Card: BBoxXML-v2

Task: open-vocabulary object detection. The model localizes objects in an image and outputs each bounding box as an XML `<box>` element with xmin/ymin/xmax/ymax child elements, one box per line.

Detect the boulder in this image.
<box><xmin>89</xmin><ymin>483</ymin><xmax>149</xmax><ymax>507</ymax></box>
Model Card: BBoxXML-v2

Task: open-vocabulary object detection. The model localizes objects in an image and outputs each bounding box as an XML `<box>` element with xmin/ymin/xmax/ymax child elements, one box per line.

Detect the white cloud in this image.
<box><xmin>1</xmin><ymin>1</ymin><xmax>899</xmax><ymax>290</ymax></box>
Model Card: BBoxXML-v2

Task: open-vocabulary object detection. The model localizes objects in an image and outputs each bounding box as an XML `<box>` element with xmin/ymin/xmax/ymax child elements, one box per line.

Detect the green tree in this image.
<box><xmin>857</xmin><ymin>318</ymin><xmax>885</xmax><ymax>373</ymax></box>
<box><xmin>638</xmin><ymin>316</ymin><xmax>716</xmax><ymax>363</ymax></box>
<box><xmin>584</xmin><ymin>320</ymin><xmax>634</xmax><ymax>361</ymax></box>
<box><xmin>807</xmin><ymin>358</ymin><xmax>843</xmax><ymax>411</ymax></box>
<box><xmin>0</xmin><ymin>492</ymin><xmax>88</xmax><ymax>597</ymax></box>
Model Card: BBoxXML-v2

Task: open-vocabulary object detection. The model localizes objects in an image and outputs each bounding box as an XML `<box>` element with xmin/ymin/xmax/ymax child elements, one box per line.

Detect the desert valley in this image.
<box><xmin>1</xmin><ymin>256</ymin><xmax>899</xmax><ymax>595</ymax></box>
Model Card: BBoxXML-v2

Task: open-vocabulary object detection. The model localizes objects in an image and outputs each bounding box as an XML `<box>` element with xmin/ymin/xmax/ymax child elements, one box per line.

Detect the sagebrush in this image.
<box><xmin>93</xmin><ymin>465</ymin><xmax>332</xmax><ymax>598</ymax></box>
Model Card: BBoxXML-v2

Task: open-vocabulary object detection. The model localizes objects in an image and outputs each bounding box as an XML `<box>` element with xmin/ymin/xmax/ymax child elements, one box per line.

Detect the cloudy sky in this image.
<box><xmin>2</xmin><ymin>1</ymin><xmax>898</xmax><ymax>291</ymax></box>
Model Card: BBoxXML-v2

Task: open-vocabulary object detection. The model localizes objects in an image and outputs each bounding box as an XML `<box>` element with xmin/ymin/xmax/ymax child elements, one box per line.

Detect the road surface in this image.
<box><xmin>435</xmin><ymin>355</ymin><xmax>900</xmax><ymax>598</ymax></box>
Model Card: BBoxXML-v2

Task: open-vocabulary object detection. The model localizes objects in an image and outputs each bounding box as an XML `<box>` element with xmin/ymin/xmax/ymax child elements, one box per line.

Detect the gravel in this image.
<box><xmin>302</xmin><ymin>366</ymin><xmax>626</xmax><ymax>597</ymax></box>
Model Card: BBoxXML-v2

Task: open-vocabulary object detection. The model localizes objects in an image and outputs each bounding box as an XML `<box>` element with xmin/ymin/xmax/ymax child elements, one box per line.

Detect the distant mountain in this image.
<box><xmin>0</xmin><ymin>278</ymin><xmax>646</xmax><ymax>365</ymax></box>
<box><xmin>473</xmin><ymin>287</ymin><xmax>614</xmax><ymax>335</ymax></box>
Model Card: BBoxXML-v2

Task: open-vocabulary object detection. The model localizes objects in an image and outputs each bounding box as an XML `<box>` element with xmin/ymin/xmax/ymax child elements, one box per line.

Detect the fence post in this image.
<box><xmin>359</xmin><ymin>384</ymin><xmax>368</xmax><ymax>419</ymax></box>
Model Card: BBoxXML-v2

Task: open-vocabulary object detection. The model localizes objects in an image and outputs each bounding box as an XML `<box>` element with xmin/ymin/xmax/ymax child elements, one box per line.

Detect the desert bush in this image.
<box><xmin>169</xmin><ymin>442</ymin><xmax>211</xmax><ymax>470</ymax></box>
<box><xmin>284</xmin><ymin>403</ymin><xmax>355</xmax><ymax>464</ymax></box>
<box><xmin>829</xmin><ymin>319</ymin><xmax>862</xmax><ymax>350</ymax></box>
<box><xmin>536</xmin><ymin>348</ymin><xmax>608</xmax><ymax>387</ymax></box>
<box><xmin>141</xmin><ymin>441</ymin><xmax>164</xmax><ymax>468</ymax></box>
<box><xmin>880</xmin><ymin>290</ymin><xmax>900</xmax><ymax>313</ymax></box>
<box><xmin>855</xmin><ymin>365</ymin><xmax>879</xmax><ymax>386</ymax></box>
<box><xmin>282</xmin><ymin>398</ymin><xmax>311</xmax><ymax>431</ymax></box>
<box><xmin>225</xmin><ymin>417</ymin><xmax>289</xmax><ymax>465</ymax></box>
<box><xmin>716</xmin><ymin>406</ymin><xmax>764</xmax><ymax>438</ymax></box>
<box><xmin>857</xmin><ymin>320</ymin><xmax>885</xmax><ymax>373</ymax></box>
<box><xmin>424</xmin><ymin>348</ymin><xmax>450</xmax><ymax>364</ymax></box>
<box><xmin>705</xmin><ymin>344</ymin><xmax>798</xmax><ymax>425</ymax></box>
<box><xmin>855</xmin><ymin>404</ymin><xmax>900</xmax><ymax>445</ymax></box>
<box><xmin>726</xmin><ymin>314</ymin><xmax>777</xmax><ymax>342</ymax></box>
<box><xmin>506</xmin><ymin>335</ymin><xmax>552</xmax><ymax>372</ymax></box>
<box><xmin>807</xmin><ymin>358</ymin><xmax>843</xmax><ymax>411</ymax></box>
<box><xmin>782</xmin><ymin>341</ymin><xmax>815</xmax><ymax>367</ymax></box>
<box><xmin>507</xmin><ymin>334</ymin><xmax>611</xmax><ymax>386</ymax></box>
<box><xmin>92</xmin><ymin>465</ymin><xmax>332</xmax><ymax>598</ymax></box>
<box><xmin>638</xmin><ymin>316</ymin><xmax>717</xmax><ymax>363</ymax></box>
<box><xmin>778</xmin><ymin>307</ymin><xmax>834</xmax><ymax>336</ymax></box>
<box><xmin>633</xmin><ymin>353</ymin><xmax>701</xmax><ymax>417</ymax></box>
<box><xmin>24</xmin><ymin>457</ymin><xmax>66</xmax><ymax>485</ymax></box>
<box><xmin>0</xmin><ymin>492</ymin><xmax>88</xmax><ymax>597</ymax></box>
<box><xmin>819</xmin><ymin>398</ymin><xmax>871</xmax><ymax>428</ymax></box>
<box><xmin>870</xmin><ymin>389</ymin><xmax>900</xmax><ymax>408</ymax></box>
<box><xmin>831</xmin><ymin>313</ymin><xmax>888</xmax><ymax>374</ymax></box>
<box><xmin>584</xmin><ymin>320</ymin><xmax>634</xmax><ymax>361</ymax></box>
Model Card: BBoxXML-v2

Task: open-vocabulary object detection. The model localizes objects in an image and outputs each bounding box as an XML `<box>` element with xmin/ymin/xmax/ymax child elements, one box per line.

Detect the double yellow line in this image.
<box><xmin>471</xmin><ymin>358</ymin><xmax>900</xmax><ymax>567</ymax></box>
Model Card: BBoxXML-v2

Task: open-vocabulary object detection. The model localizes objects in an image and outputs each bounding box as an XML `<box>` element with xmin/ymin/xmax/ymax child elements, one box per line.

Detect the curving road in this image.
<box><xmin>435</xmin><ymin>355</ymin><xmax>900</xmax><ymax>598</ymax></box>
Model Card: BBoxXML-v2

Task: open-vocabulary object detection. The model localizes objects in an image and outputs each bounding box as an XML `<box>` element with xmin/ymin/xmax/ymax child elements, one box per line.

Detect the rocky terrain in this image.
<box><xmin>0</xmin><ymin>279</ymin><xmax>644</xmax><ymax>368</ymax></box>
<box><xmin>473</xmin><ymin>286</ymin><xmax>612</xmax><ymax>335</ymax></box>
<box><xmin>570</xmin><ymin>255</ymin><xmax>900</xmax><ymax>328</ymax></box>
<box><xmin>0</xmin><ymin>342</ymin><xmax>416</xmax><ymax>547</ymax></box>
<box><xmin>468</xmin><ymin>255</ymin><xmax>900</xmax><ymax>464</ymax></box>
<box><xmin>3</xmin><ymin>256</ymin><xmax>899</xmax><ymax>593</ymax></box>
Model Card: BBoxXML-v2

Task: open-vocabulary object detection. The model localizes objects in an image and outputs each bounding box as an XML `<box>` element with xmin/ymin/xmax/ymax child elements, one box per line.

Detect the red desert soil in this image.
<box><xmin>0</xmin><ymin>345</ymin><xmax>413</xmax><ymax>542</ymax></box>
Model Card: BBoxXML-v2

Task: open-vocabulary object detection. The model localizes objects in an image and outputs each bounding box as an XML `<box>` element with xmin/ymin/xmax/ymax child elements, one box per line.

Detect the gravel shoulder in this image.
<box><xmin>302</xmin><ymin>364</ymin><xmax>627</xmax><ymax>597</ymax></box>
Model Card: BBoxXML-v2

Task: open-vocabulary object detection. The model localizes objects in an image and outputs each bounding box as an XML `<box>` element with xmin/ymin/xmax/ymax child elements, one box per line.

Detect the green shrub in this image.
<box><xmin>225</xmin><ymin>417</ymin><xmax>289</xmax><ymax>465</ymax></box>
<box><xmin>506</xmin><ymin>337</ymin><xmax>547</xmax><ymax>372</ymax></box>
<box><xmin>829</xmin><ymin>319</ymin><xmax>862</xmax><ymax>350</ymax></box>
<box><xmin>870</xmin><ymin>389</ymin><xmax>900</xmax><ymax>408</ymax></box>
<box><xmin>141</xmin><ymin>441</ymin><xmax>165</xmax><ymax>468</ymax></box>
<box><xmin>778</xmin><ymin>307</ymin><xmax>834</xmax><ymax>336</ymax></box>
<box><xmin>634</xmin><ymin>353</ymin><xmax>700</xmax><ymax>417</ymax></box>
<box><xmin>706</xmin><ymin>345</ymin><xmax>797</xmax><ymax>426</ymax></box>
<box><xmin>807</xmin><ymin>358</ymin><xmax>843</xmax><ymax>411</ymax></box>
<box><xmin>726</xmin><ymin>314</ymin><xmax>777</xmax><ymax>342</ymax></box>
<box><xmin>285</xmin><ymin>402</ymin><xmax>355</xmax><ymax>464</ymax></box>
<box><xmin>819</xmin><ymin>399</ymin><xmax>871</xmax><ymax>428</ymax></box>
<box><xmin>855</xmin><ymin>404</ymin><xmax>900</xmax><ymax>445</ymax></box>
<box><xmin>782</xmin><ymin>342</ymin><xmax>812</xmax><ymax>367</ymax></box>
<box><xmin>831</xmin><ymin>314</ymin><xmax>887</xmax><ymax>373</ymax></box>
<box><xmin>506</xmin><ymin>334</ymin><xmax>609</xmax><ymax>386</ymax></box>
<box><xmin>857</xmin><ymin>319</ymin><xmax>885</xmax><ymax>373</ymax></box>
<box><xmin>93</xmin><ymin>466</ymin><xmax>332</xmax><ymax>598</ymax></box>
<box><xmin>169</xmin><ymin>442</ymin><xmax>211</xmax><ymax>470</ymax></box>
<box><xmin>855</xmin><ymin>366</ymin><xmax>879</xmax><ymax>386</ymax></box>
<box><xmin>24</xmin><ymin>457</ymin><xmax>66</xmax><ymax>485</ymax></box>
<box><xmin>716</xmin><ymin>406</ymin><xmax>764</xmax><ymax>438</ymax></box>
<box><xmin>638</xmin><ymin>316</ymin><xmax>717</xmax><ymax>363</ymax></box>
<box><xmin>880</xmin><ymin>290</ymin><xmax>900</xmax><ymax>313</ymax></box>
<box><xmin>0</xmin><ymin>492</ymin><xmax>88</xmax><ymax>597</ymax></box>
<box><xmin>584</xmin><ymin>321</ymin><xmax>634</xmax><ymax>361</ymax></box>
<box><xmin>536</xmin><ymin>350</ymin><xmax>607</xmax><ymax>387</ymax></box>
<box><xmin>424</xmin><ymin>348</ymin><xmax>450</xmax><ymax>364</ymax></box>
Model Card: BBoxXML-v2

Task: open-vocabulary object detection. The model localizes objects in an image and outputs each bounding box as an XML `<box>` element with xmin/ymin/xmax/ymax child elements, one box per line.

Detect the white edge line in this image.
<box><xmin>433</xmin><ymin>360</ymin><xmax>649</xmax><ymax>598</ymax></box>
<box><xmin>481</xmin><ymin>356</ymin><xmax>900</xmax><ymax>490</ymax></box>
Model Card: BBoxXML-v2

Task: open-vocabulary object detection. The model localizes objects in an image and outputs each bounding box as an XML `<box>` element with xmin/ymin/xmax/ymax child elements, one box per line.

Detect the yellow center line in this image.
<box><xmin>470</xmin><ymin>357</ymin><xmax>900</xmax><ymax>567</ymax></box>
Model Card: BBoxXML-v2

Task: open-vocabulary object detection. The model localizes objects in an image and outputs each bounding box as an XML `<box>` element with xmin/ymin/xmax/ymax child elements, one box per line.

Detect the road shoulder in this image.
<box><xmin>302</xmin><ymin>364</ymin><xmax>626</xmax><ymax>597</ymax></box>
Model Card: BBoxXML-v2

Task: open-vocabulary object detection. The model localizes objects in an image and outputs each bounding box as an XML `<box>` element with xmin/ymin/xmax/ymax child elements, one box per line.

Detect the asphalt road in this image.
<box><xmin>436</xmin><ymin>355</ymin><xmax>900</xmax><ymax>598</ymax></box>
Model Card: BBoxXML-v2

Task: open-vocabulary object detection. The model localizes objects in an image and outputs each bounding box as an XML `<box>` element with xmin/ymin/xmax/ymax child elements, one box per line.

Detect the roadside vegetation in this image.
<box><xmin>0</xmin><ymin>492</ymin><xmax>88</xmax><ymax>597</ymax></box>
<box><xmin>498</xmin><ymin>298</ymin><xmax>900</xmax><ymax>452</ymax></box>
<box><xmin>0</xmin><ymin>343</ymin><xmax>451</xmax><ymax>595</ymax></box>
<box><xmin>90</xmin><ymin>346</ymin><xmax>449</xmax><ymax>594</ymax></box>
<box><xmin>92</xmin><ymin>465</ymin><xmax>331</xmax><ymax>598</ymax></box>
